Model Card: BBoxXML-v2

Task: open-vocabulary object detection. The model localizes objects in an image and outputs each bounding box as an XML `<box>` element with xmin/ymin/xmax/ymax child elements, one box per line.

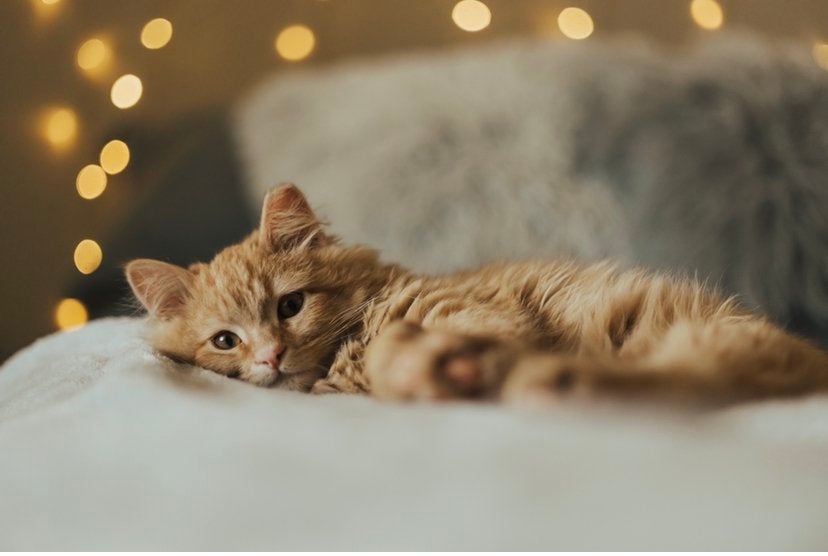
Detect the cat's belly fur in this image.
<box><xmin>321</xmin><ymin>259</ymin><xmax>738</xmax><ymax>394</ymax></box>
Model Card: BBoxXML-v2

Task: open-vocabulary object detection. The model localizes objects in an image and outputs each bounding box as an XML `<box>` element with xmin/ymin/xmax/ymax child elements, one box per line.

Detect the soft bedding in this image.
<box><xmin>1</xmin><ymin>318</ymin><xmax>827</xmax><ymax>550</ymax></box>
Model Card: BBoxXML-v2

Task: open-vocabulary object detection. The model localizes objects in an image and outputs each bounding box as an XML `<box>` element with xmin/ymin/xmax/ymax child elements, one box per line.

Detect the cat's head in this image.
<box><xmin>125</xmin><ymin>183</ymin><xmax>389</xmax><ymax>391</ymax></box>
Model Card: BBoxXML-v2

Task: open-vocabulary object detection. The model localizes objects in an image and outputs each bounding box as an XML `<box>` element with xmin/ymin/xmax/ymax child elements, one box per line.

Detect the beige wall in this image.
<box><xmin>2</xmin><ymin>0</ymin><xmax>827</xmax><ymax>361</ymax></box>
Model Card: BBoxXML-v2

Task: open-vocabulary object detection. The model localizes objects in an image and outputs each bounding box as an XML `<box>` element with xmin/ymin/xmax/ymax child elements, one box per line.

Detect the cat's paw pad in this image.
<box><xmin>366</xmin><ymin>321</ymin><xmax>504</xmax><ymax>401</ymax></box>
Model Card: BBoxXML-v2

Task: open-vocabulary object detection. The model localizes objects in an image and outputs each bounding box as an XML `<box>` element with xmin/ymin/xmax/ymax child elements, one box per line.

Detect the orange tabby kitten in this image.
<box><xmin>126</xmin><ymin>184</ymin><xmax>828</xmax><ymax>406</ymax></box>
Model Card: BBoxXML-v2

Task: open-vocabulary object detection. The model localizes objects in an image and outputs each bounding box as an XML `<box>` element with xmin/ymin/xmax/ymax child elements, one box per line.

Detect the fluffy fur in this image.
<box><xmin>127</xmin><ymin>184</ymin><xmax>828</xmax><ymax>406</ymax></box>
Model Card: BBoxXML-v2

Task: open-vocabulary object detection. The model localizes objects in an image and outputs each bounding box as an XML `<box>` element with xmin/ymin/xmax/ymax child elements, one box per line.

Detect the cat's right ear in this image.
<box><xmin>260</xmin><ymin>183</ymin><xmax>327</xmax><ymax>250</ymax></box>
<box><xmin>125</xmin><ymin>259</ymin><xmax>193</xmax><ymax>319</ymax></box>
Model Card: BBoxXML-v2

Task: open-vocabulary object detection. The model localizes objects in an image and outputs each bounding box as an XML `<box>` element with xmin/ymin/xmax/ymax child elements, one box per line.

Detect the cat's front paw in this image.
<box><xmin>310</xmin><ymin>379</ymin><xmax>341</xmax><ymax>395</ymax></box>
<box><xmin>365</xmin><ymin>321</ymin><xmax>513</xmax><ymax>401</ymax></box>
<box><xmin>310</xmin><ymin>372</ymin><xmax>367</xmax><ymax>395</ymax></box>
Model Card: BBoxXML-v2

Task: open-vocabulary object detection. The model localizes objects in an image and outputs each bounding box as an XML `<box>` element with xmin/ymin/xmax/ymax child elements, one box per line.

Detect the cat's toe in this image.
<box><xmin>500</xmin><ymin>355</ymin><xmax>592</xmax><ymax>406</ymax></box>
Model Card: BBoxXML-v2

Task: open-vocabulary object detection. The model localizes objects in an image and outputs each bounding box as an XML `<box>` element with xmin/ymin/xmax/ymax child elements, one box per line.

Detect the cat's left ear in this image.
<box><xmin>260</xmin><ymin>183</ymin><xmax>328</xmax><ymax>250</ymax></box>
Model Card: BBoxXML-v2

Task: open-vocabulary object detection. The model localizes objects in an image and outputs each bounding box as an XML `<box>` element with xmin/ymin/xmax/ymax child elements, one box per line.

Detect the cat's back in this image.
<box><xmin>423</xmin><ymin>258</ymin><xmax>620</xmax><ymax>304</ymax></box>
<box><xmin>363</xmin><ymin>259</ymin><xmax>594</xmax><ymax>341</ymax></box>
<box><xmin>364</xmin><ymin>258</ymin><xmax>739</xmax><ymax>347</ymax></box>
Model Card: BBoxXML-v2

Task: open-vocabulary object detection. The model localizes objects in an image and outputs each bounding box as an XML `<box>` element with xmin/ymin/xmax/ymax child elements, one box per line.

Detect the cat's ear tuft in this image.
<box><xmin>260</xmin><ymin>183</ymin><xmax>327</xmax><ymax>250</ymax></box>
<box><xmin>125</xmin><ymin>259</ymin><xmax>193</xmax><ymax>319</ymax></box>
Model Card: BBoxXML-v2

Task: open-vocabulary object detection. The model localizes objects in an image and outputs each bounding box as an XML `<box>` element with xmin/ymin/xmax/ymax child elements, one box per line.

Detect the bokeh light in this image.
<box><xmin>31</xmin><ymin>0</ymin><xmax>63</xmax><ymax>20</ymax></box>
<box><xmin>690</xmin><ymin>0</ymin><xmax>724</xmax><ymax>31</ymax></box>
<box><xmin>76</xmin><ymin>38</ymin><xmax>112</xmax><ymax>73</ymax></box>
<box><xmin>141</xmin><ymin>18</ymin><xmax>173</xmax><ymax>49</ymax></box>
<box><xmin>42</xmin><ymin>107</ymin><xmax>77</xmax><ymax>149</ymax></box>
<box><xmin>54</xmin><ymin>298</ymin><xmax>88</xmax><ymax>331</ymax></box>
<box><xmin>813</xmin><ymin>43</ymin><xmax>828</xmax><ymax>71</ymax></box>
<box><xmin>74</xmin><ymin>239</ymin><xmax>103</xmax><ymax>274</ymax></box>
<box><xmin>110</xmin><ymin>74</ymin><xmax>143</xmax><ymax>109</ymax></box>
<box><xmin>275</xmin><ymin>25</ymin><xmax>316</xmax><ymax>61</ymax></box>
<box><xmin>99</xmin><ymin>140</ymin><xmax>130</xmax><ymax>175</ymax></box>
<box><xmin>558</xmin><ymin>7</ymin><xmax>594</xmax><ymax>40</ymax></box>
<box><xmin>452</xmin><ymin>0</ymin><xmax>491</xmax><ymax>32</ymax></box>
<box><xmin>76</xmin><ymin>164</ymin><xmax>107</xmax><ymax>200</ymax></box>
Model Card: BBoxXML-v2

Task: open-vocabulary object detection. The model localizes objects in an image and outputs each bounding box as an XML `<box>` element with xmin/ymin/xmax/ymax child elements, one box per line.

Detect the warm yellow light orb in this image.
<box><xmin>451</xmin><ymin>0</ymin><xmax>492</xmax><ymax>32</ymax></box>
<box><xmin>76</xmin><ymin>38</ymin><xmax>111</xmax><ymax>72</ymax></box>
<box><xmin>110</xmin><ymin>74</ymin><xmax>143</xmax><ymax>109</ymax></box>
<box><xmin>99</xmin><ymin>140</ymin><xmax>130</xmax><ymax>175</ymax></box>
<box><xmin>55</xmin><ymin>298</ymin><xmax>88</xmax><ymax>331</ymax></box>
<box><xmin>690</xmin><ymin>0</ymin><xmax>724</xmax><ymax>31</ymax></box>
<box><xmin>76</xmin><ymin>165</ymin><xmax>107</xmax><ymax>200</ymax></box>
<box><xmin>275</xmin><ymin>25</ymin><xmax>316</xmax><ymax>61</ymax></box>
<box><xmin>813</xmin><ymin>43</ymin><xmax>828</xmax><ymax>71</ymax></box>
<box><xmin>558</xmin><ymin>7</ymin><xmax>594</xmax><ymax>40</ymax></box>
<box><xmin>32</xmin><ymin>0</ymin><xmax>63</xmax><ymax>20</ymax></box>
<box><xmin>141</xmin><ymin>18</ymin><xmax>173</xmax><ymax>49</ymax></box>
<box><xmin>74</xmin><ymin>239</ymin><xmax>103</xmax><ymax>275</ymax></box>
<box><xmin>43</xmin><ymin>107</ymin><xmax>78</xmax><ymax>149</ymax></box>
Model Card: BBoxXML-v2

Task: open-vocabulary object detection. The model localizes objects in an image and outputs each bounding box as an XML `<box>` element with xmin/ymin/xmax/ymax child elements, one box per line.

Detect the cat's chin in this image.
<box><xmin>240</xmin><ymin>364</ymin><xmax>322</xmax><ymax>391</ymax></box>
<box><xmin>246</xmin><ymin>364</ymin><xmax>281</xmax><ymax>387</ymax></box>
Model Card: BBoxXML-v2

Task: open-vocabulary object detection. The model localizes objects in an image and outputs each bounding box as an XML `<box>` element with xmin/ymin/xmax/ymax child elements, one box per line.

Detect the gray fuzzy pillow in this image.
<box><xmin>234</xmin><ymin>34</ymin><xmax>828</xmax><ymax>345</ymax></box>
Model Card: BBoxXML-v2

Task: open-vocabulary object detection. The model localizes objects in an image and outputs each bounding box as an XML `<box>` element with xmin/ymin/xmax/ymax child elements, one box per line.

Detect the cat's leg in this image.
<box><xmin>309</xmin><ymin>339</ymin><xmax>370</xmax><ymax>394</ymax></box>
<box><xmin>367</xmin><ymin>317</ymin><xmax>828</xmax><ymax>406</ymax></box>
<box><xmin>502</xmin><ymin>317</ymin><xmax>828</xmax><ymax>406</ymax></box>
<box><xmin>365</xmin><ymin>321</ymin><xmax>603</xmax><ymax>403</ymax></box>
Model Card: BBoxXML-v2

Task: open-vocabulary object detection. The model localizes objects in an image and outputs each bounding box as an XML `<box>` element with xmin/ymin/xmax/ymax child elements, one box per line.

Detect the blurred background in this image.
<box><xmin>2</xmin><ymin>0</ymin><xmax>828</xmax><ymax>363</ymax></box>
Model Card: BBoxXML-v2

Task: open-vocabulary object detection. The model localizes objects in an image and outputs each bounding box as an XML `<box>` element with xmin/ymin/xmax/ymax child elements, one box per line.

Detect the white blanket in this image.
<box><xmin>1</xmin><ymin>318</ymin><xmax>827</xmax><ymax>550</ymax></box>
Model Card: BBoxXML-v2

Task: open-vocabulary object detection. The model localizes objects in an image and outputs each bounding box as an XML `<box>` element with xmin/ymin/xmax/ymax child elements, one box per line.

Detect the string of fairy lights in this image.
<box><xmin>38</xmin><ymin>0</ymin><xmax>828</xmax><ymax>332</ymax></box>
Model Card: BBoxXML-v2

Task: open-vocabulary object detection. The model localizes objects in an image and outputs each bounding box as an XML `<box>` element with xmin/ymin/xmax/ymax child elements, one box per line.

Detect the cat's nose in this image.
<box><xmin>254</xmin><ymin>346</ymin><xmax>284</xmax><ymax>369</ymax></box>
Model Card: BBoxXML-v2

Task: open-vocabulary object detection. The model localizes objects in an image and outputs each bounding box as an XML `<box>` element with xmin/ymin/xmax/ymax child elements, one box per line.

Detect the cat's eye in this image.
<box><xmin>212</xmin><ymin>331</ymin><xmax>241</xmax><ymax>350</ymax></box>
<box><xmin>277</xmin><ymin>292</ymin><xmax>304</xmax><ymax>319</ymax></box>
